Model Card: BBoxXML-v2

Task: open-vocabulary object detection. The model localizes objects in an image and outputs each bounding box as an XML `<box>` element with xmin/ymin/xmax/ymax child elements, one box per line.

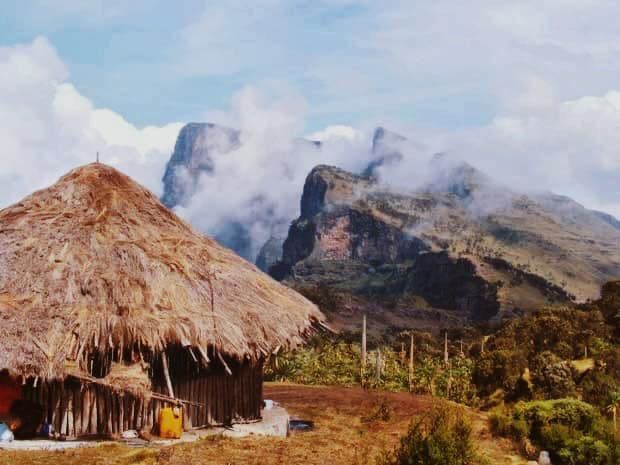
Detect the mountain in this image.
<box><xmin>161</xmin><ymin>122</ymin><xmax>253</xmax><ymax>256</ymax></box>
<box><xmin>269</xmin><ymin>160</ymin><xmax>620</xmax><ymax>332</ymax></box>
<box><xmin>593</xmin><ymin>210</ymin><xmax>620</xmax><ymax>230</ymax></box>
<box><xmin>256</xmin><ymin>236</ymin><xmax>285</xmax><ymax>272</ymax></box>
<box><xmin>161</xmin><ymin>123</ymin><xmax>324</xmax><ymax>261</ymax></box>
<box><xmin>361</xmin><ymin>127</ymin><xmax>405</xmax><ymax>178</ymax></box>
<box><xmin>162</xmin><ymin>122</ymin><xmax>240</xmax><ymax>208</ymax></box>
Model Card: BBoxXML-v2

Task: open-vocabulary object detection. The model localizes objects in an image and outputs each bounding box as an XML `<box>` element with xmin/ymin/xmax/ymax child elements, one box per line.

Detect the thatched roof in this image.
<box><xmin>0</xmin><ymin>163</ymin><xmax>323</xmax><ymax>380</ymax></box>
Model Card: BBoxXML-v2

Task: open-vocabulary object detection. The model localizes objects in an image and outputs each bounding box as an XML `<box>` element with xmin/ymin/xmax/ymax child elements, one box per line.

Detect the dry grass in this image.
<box><xmin>0</xmin><ymin>383</ymin><xmax>524</xmax><ymax>465</ymax></box>
<box><xmin>0</xmin><ymin>164</ymin><xmax>323</xmax><ymax>382</ymax></box>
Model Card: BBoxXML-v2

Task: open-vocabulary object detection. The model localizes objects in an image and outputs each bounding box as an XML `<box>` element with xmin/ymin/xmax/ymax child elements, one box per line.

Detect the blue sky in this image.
<box><xmin>0</xmin><ymin>1</ymin><xmax>504</xmax><ymax>131</ymax></box>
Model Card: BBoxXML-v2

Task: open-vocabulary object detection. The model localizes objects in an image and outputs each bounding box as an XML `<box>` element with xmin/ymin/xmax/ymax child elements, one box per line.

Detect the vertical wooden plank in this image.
<box><xmin>106</xmin><ymin>390</ymin><xmax>113</xmax><ymax>436</ymax></box>
<box><xmin>50</xmin><ymin>383</ymin><xmax>58</xmax><ymax>434</ymax></box>
<box><xmin>119</xmin><ymin>395</ymin><xmax>125</xmax><ymax>433</ymax></box>
<box><xmin>97</xmin><ymin>386</ymin><xmax>106</xmax><ymax>435</ymax></box>
<box><xmin>206</xmin><ymin>375</ymin><xmax>213</xmax><ymax>425</ymax></box>
<box><xmin>58</xmin><ymin>383</ymin><xmax>66</xmax><ymax>435</ymax></box>
<box><xmin>201</xmin><ymin>375</ymin><xmax>207</xmax><ymax>426</ymax></box>
<box><xmin>162</xmin><ymin>353</ymin><xmax>175</xmax><ymax>398</ymax></box>
<box><xmin>83</xmin><ymin>387</ymin><xmax>91</xmax><ymax>435</ymax></box>
<box><xmin>60</xmin><ymin>385</ymin><xmax>68</xmax><ymax>437</ymax></box>
<box><xmin>94</xmin><ymin>386</ymin><xmax>100</xmax><ymax>435</ymax></box>
<box><xmin>66</xmin><ymin>394</ymin><xmax>74</xmax><ymax>437</ymax></box>
<box><xmin>73</xmin><ymin>387</ymin><xmax>81</xmax><ymax>437</ymax></box>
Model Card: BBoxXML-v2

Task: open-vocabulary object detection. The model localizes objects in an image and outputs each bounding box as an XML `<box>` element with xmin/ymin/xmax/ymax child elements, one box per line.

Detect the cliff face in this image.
<box><xmin>256</xmin><ymin>236</ymin><xmax>285</xmax><ymax>272</ymax></box>
<box><xmin>270</xmin><ymin>163</ymin><xmax>620</xmax><ymax>331</ymax></box>
<box><xmin>162</xmin><ymin>123</ymin><xmax>240</xmax><ymax>208</ymax></box>
<box><xmin>160</xmin><ymin>122</ymin><xmax>252</xmax><ymax>256</ymax></box>
<box><xmin>362</xmin><ymin>127</ymin><xmax>405</xmax><ymax>178</ymax></box>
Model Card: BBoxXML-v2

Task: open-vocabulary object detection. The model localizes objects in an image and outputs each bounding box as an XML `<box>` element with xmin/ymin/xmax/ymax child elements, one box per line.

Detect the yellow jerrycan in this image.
<box><xmin>159</xmin><ymin>406</ymin><xmax>183</xmax><ymax>439</ymax></box>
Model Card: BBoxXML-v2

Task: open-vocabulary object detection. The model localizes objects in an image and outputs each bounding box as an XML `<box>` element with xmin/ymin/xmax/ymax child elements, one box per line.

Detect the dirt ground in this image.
<box><xmin>0</xmin><ymin>383</ymin><xmax>525</xmax><ymax>465</ymax></box>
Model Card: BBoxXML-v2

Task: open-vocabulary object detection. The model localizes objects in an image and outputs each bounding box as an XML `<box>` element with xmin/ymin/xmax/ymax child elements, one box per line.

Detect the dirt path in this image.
<box><xmin>470</xmin><ymin>410</ymin><xmax>528</xmax><ymax>465</ymax></box>
<box><xmin>0</xmin><ymin>383</ymin><xmax>523</xmax><ymax>465</ymax></box>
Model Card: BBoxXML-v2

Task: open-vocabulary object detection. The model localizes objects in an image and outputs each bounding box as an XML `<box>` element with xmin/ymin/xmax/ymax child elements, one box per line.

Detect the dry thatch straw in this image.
<box><xmin>0</xmin><ymin>163</ymin><xmax>323</xmax><ymax>381</ymax></box>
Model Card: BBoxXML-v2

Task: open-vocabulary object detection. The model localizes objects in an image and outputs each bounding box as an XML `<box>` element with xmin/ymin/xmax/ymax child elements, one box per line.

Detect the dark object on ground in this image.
<box><xmin>289</xmin><ymin>420</ymin><xmax>314</xmax><ymax>431</ymax></box>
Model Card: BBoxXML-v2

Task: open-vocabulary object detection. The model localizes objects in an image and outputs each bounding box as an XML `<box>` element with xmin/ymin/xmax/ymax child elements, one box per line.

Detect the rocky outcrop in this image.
<box><xmin>362</xmin><ymin>127</ymin><xmax>406</xmax><ymax>178</ymax></box>
<box><xmin>161</xmin><ymin>123</ymin><xmax>240</xmax><ymax>208</ymax></box>
<box><xmin>256</xmin><ymin>236</ymin><xmax>285</xmax><ymax>272</ymax></box>
<box><xmin>270</xmin><ymin>162</ymin><xmax>620</xmax><ymax>330</ymax></box>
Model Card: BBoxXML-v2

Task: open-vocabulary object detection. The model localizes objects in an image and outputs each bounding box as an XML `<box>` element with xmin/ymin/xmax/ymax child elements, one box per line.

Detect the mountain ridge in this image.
<box><xmin>269</xmin><ymin>161</ymin><xmax>620</xmax><ymax>330</ymax></box>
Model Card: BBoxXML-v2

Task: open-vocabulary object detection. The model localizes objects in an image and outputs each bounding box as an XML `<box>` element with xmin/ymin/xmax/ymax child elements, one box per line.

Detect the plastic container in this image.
<box><xmin>158</xmin><ymin>407</ymin><xmax>182</xmax><ymax>439</ymax></box>
<box><xmin>0</xmin><ymin>423</ymin><xmax>14</xmax><ymax>443</ymax></box>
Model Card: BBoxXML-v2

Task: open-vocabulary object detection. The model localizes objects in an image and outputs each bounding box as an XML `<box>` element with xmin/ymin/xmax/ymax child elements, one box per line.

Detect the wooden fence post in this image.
<box><xmin>361</xmin><ymin>314</ymin><xmax>367</xmax><ymax>387</ymax></box>
<box><xmin>361</xmin><ymin>314</ymin><xmax>367</xmax><ymax>368</ymax></box>
<box><xmin>408</xmin><ymin>333</ymin><xmax>414</xmax><ymax>392</ymax></box>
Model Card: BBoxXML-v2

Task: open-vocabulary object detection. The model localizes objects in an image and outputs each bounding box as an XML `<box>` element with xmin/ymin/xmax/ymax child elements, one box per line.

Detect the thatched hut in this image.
<box><xmin>0</xmin><ymin>163</ymin><xmax>323</xmax><ymax>438</ymax></box>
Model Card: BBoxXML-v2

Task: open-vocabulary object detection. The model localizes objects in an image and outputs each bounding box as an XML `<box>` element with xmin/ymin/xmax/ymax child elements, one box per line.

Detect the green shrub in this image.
<box><xmin>488</xmin><ymin>409</ymin><xmax>512</xmax><ymax>437</ymax></box>
<box><xmin>581</xmin><ymin>371</ymin><xmax>619</xmax><ymax>407</ymax></box>
<box><xmin>489</xmin><ymin>408</ymin><xmax>529</xmax><ymax>440</ymax></box>
<box><xmin>265</xmin><ymin>337</ymin><xmax>478</xmax><ymax>404</ymax></box>
<box><xmin>506</xmin><ymin>399</ymin><xmax>613</xmax><ymax>465</ymax></box>
<box><xmin>513</xmin><ymin>399</ymin><xmax>598</xmax><ymax>440</ymax></box>
<box><xmin>512</xmin><ymin>418</ymin><xmax>530</xmax><ymax>440</ymax></box>
<box><xmin>377</xmin><ymin>403</ymin><xmax>488</xmax><ymax>465</ymax></box>
<box><xmin>562</xmin><ymin>436</ymin><xmax>610</xmax><ymax>465</ymax></box>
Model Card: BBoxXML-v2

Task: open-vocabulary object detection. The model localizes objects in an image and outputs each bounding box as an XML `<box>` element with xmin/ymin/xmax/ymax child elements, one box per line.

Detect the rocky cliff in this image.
<box><xmin>270</xmin><ymin>162</ymin><xmax>620</xmax><ymax>331</ymax></box>
<box><xmin>161</xmin><ymin>122</ymin><xmax>240</xmax><ymax>208</ymax></box>
<box><xmin>256</xmin><ymin>236</ymin><xmax>285</xmax><ymax>272</ymax></box>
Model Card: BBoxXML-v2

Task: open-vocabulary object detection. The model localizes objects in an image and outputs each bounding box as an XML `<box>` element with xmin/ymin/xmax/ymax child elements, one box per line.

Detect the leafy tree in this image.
<box><xmin>473</xmin><ymin>350</ymin><xmax>527</xmax><ymax>396</ymax></box>
<box><xmin>530</xmin><ymin>351</ymin><xmax>577</xmax><ymax>399</ymax></box>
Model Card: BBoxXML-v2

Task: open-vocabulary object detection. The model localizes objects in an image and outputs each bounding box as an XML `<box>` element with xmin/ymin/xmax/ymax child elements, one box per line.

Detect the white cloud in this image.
<box><xmin>445</xmin><ymin>90</ymin><xmax>620</xmax><ymax>216</ymax></box>
<box><xmin>306</xmin><ymin>125</ymin><xmax>363</xmax><ymax>142</ymax></box>
<box><xmin>175</xmin><ymin>86</ymin><xmax>374</xmax><ymax>259</ymax></box>
<box><xmin>0</xmin><ymin>37</ymin><xmax>181</xmax><ymax>206</ymax></box>
<box><xmin>3</xmin><ymin>27</ymin><xmax>620</xmax><ymax>266</ymax></box>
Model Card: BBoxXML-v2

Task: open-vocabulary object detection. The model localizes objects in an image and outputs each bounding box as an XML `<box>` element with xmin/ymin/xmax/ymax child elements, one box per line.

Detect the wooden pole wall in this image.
<box><xmin>21</xmin><ymin>358</ymin><xmax>264</xmax><ymax>438</ymax></box>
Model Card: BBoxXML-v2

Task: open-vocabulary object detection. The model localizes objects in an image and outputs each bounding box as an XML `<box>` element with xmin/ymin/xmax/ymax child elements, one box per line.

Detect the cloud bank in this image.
<box><xmin>2</xmin><ymin>37</ymin><xmax>620</xmax><ymax>264</ymax></box>
<box><xmin>0</xmin><ymin>37</ymin><xmax>181</xmax><ymax>207</ymax></box>
<box><xmin>174</xmin><ymin>87</ymin><xmax>374</xmax><ymax>259</ymax></box>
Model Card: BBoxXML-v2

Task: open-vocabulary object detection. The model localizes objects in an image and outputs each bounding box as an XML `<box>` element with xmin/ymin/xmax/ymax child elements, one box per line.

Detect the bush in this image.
<box><xmin>489</xmin><ymin>408</ymin><xmax>529</xmax><ymax>440</ymax></box>
<box><xmin>264</xmin><ymin>340</ymin><xmax>362</xmax><ymax>386</ymax></box>
<box><xmin>488</xmin><ymin>409</ymin><xmax>512</xmax><ymax>437</ymax></box>
<box><xmin>473</xmin><ymin>350</ymin><xmax>527</xmax><ymax>397</ymax></box>
<box><xmin>505</xmin><ymin>399</ymin><xmax>612</xmax><ymax>465</ymax></box>
<box><xmin>513</xmin><ymin>399</ymin><xmax>598</xmax><ymax>439</ymax></box>
<box><xmin>531</xmin><ymin>352</ymin><xmax>577</xmax><ymax>399</ymax></box>
<box><xmin>265</xmin><ymin>337</ymin><xmax>478</xmax><ymax>404</ymax></box>
<box><xmin>377</xmin><ymin>403</ymin><xmax>488</xmax><ymax>465</ymax></box>
<box><xmin>581</xmin><ymin>371</ymin><xmax>619</xmax><ymax>407</ymax></box>
<box><xmin>559</xmin><ymin>436</ymin><xmax>610</xmax><ymax>465</ymax></box>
